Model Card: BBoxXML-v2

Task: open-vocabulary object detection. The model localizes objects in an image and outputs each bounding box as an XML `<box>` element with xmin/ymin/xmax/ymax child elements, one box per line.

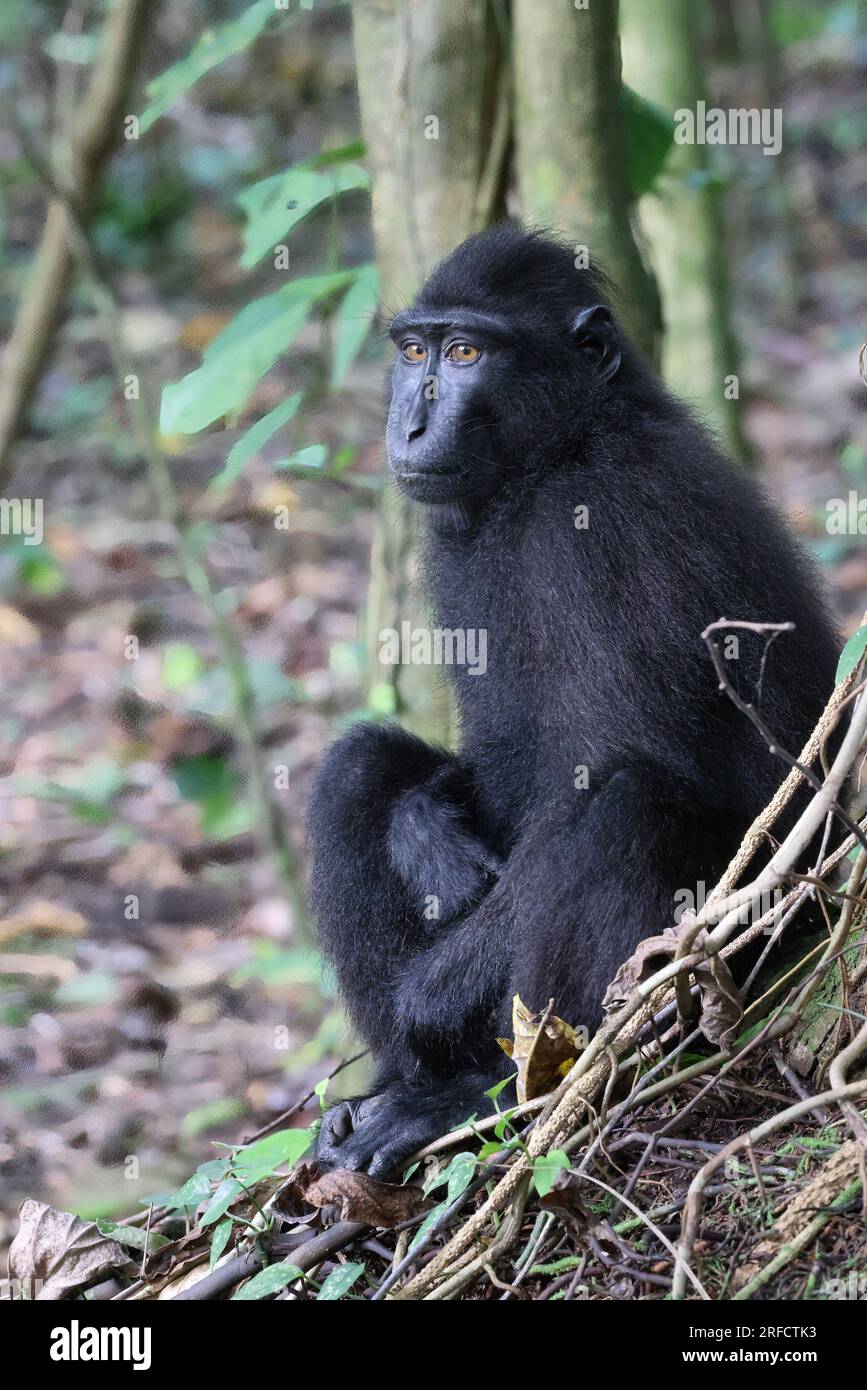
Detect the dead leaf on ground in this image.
<box><xmin>9</xmin><ymin>1200</ymin><xmax>135</xmax><ymax>1300</ymax></box>
<box><xmin>0</xmin><ymin>899</ymin><xmax>88</xmax><ymax>948</ymax></box>
<box><xmin>0</xmin><ymin>606</ymin><xmax>40</xmax><ymax>647</ymax></box>
<box><xmin>304</xmin><ymin>1169</ymin><xmax>432</xmax><ymax>1228</ymax></box>
<box><xmin>0</xmin><ymin>952</ymin><xmax>77</xmax><ymax>981</ymax></box>
<box><xmin>538</xmin><ymin>1170</ymin><xmax>624</xmax><ymax>1262</ymax></box>
<box><xmin>602</xmin><ymin>918</ymin><xmax>743</xmax><ymax>1049</ymax></box>
<box><xmin>272</xmin><ymin>1160</ymin><xmax>321</xmax><ymax>1219</ymax></box>
<box><xmin>498</xmin><ymin>995</ymin><xmax>586</xmax><ymax>1103</ymax></box>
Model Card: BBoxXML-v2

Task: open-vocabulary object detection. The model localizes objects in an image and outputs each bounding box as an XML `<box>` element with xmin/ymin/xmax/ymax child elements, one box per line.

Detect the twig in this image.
<box><xmin>241</xmin><ymin>1051</ymin><xmax>368</xmax><ymax>1145</ymax></box>
<box><xmin>707</xmin><ymin>659</ymin><xmax>863</xmax><ymax>907</ymax></box>
<box><xmin>771</xmin><ymin>1043</ymin><xmax>831</xmax><ymax>1125</ymax></box>
<box><xmin>702</xmin><ymin>618</ymin><xmax>867</xmax><ymax>855</ymax></box>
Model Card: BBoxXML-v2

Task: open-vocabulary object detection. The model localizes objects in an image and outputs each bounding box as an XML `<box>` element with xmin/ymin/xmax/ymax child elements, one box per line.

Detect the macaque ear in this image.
<box><xmin>571</xmin><ymin>305</ymin><xmax>621</xmax><ymax>382</ymax></box>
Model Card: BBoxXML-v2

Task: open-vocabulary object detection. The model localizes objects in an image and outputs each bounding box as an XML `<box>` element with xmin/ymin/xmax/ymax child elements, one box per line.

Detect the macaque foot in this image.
<box><xmin>315</xmin><ymin>1074</ymin><xmax>493</xmax><ymax>1179</ymax></box>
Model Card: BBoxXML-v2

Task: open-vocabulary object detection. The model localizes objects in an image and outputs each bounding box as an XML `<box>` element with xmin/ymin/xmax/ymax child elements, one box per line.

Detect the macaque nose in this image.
<box><xmin>404</xmin><ymin>396</ymin><xmax>428</xmax><ymax>443</ymax></box>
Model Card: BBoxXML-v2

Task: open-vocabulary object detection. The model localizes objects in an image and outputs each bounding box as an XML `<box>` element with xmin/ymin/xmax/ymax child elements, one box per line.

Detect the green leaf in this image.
<box><xmin>479</xmin><ymin>1138</ymin><xmax>523</xmax><ymax>1163</ymax></box>
<box><xmin>18</xmin><ymin>551</ymin><xmax>64</xmax><ymax>595</ymax></box>
<box><xmin>200</xmin><ymin>797</ymin><xmax>253</xmax><ymax>840</ymax></box>
<box><xmin>139</xmin><ymin>1</ymin><xmax>278</xmax><ymax>135</ymax></box>
<box><xmin>484</xmin><ymin>1075</ymin><xmax>513</xmax><ymax>1104</ymax></box>
<box><xmin>54</xmin><ymin>971</ymin><xmax>119</xmax><ymax>1009</ymax></box>
<box><xmin>837</xmin><ymin>625</ymin><xmax>867</xmax><ymax>684</ymax></box>
<box><xmin>160</xmin><ymin>273</ymin><xmax>354</xmax><ymax>434</ymax></box>
<box><xmin>316</xmin><ymin>1261</ymin><xmax>365</xmax><ymax>1300</ymax></box>
<box><xmin>621</xmin><ymin>85</ymin><xmax>674</xmax><ymax>197</ymax></box>
<box><xmin>162</xmin><ymin>641</ymin><xmax>203</xmax><ymax>690</ymax></box>
<box><xmin>494</xmin><ymin>1108</ymin><xmax>516</xmax><ymax>1141</ymax></box>
<box><xmin>232</xmin><ymin>1260</ymin><xmax>305</xmax><ymax>1300</ymax></box>
<box><xmin>196</xmin><ymin>1158</ymin><xmax>231</xmax><ymax>1182</ymax></box>
<box><xmin>171</xmin><ymin>753</ymin><xmax>236</xmax><ymax>805</ymax></box>
<box><xmin>231</xmin><ymin>1127</ymin><xmax>314</xmax><ymax>1183</ymax></box>
<box><xmin>238</xmin><ymin>164</ymin><xmax>369</xmax><ymax>269</ymax></box>
<box><xmin>409</xmin><ymin>1201</ymin><xmax>447</xmax><ymax>1253</ymax></box>
<box><xmin>211</xmin><ymin>393</ymin><xmax>302</xmax><ymax>490</ymax></box>
<box><xmin>331</xmin><ymin>265</ymin><xmax>379</xmax><ymax>389</ymax></box>
<box><xmin>145</xmin><ymin>1169</ymin><xmax>212</xmax><ymax>1212</ymax></box>
<box><xmin>329</xmin><ymin>445</ymin><xmax>357</xmax><ymax>476</ymax></box>
<box><xmin>424</xmin><ymin>1151</ymin><xmax>476</xmax><ymax>1203</ymax></box>
<box><xmin>209</xmin><ymin>1220</ymin><xmax>233</xmax><ymax>1271</ymax></box>
<box><xmin>276</xmin><ymin>444</ymin><xmax>329</xmax><ymax>473</ymax></box>
<box><xmin>95</xmin><ymin>1221</ymin><xmax>169</xmax><ymax>1254</ymax></box>
<box><xmin>310</xmin><ymin>141</ymin><xmax>366</xmax><ymax>169</ymax></box>
<box><xmin>367</xmin><ymin>682</ymin><xmax>397</xmax><ymax>716</ymax></box>
<box><xmin>446</xmin><ymin>1151</ymin><xmax>477</xmax><ymax>1202</ymax></box>
<box><xmin>840</xmin><ymin>441</ymin><xmax>866</xmax><ymax>477</ymax></box>
<box><xmin>531</xmin><ymin>1149</ymin><xmax>571</xmax><ymax>1198</ymax></box>
<box><xmin>201</xmin><ymin>1177</ymin><xmax>244</xmax><ymax>1226</ymax></box>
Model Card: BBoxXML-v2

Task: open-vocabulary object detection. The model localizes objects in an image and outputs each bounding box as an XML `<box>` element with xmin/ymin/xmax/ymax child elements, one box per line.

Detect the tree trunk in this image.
<box><xmin>350</xmin><ymin>0</ymin><xmax>508</xmax><ymax>740</ymax></box>
<box><xmin>620</xmin><ymin>0</ymin><xmax>748</xmax><ymax>461</ymax></box>
<box><xmin>512</xmin><ymin>0</ymin><xmax>661</xmax><ymax>363</ymax></box>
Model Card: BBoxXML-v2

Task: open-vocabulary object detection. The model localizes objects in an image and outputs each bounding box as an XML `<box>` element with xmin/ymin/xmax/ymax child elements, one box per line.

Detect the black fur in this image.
<box><xmin>307</xmin><ymin>225</ymin><xmax>839</xmax><ymax>1176</ymax></box>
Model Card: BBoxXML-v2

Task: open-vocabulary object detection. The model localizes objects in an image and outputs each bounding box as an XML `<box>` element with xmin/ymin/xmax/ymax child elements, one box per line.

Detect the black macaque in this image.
<box><xmin>307</xmin><ymin>225</ymin><xmax>839</xmax><ymax>1176</ymax></box>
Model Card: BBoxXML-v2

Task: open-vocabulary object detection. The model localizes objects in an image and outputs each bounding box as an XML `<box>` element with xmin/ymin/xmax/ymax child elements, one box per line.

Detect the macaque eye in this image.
<box><xmin>445</xmin><ymin>342</ymin><xmax>481</xmax><ymax>364</ymax></box>
<box><xmin>401</xmin><ymin>341</ymin><xmax>427</xmax><ymax>363</ymax></box>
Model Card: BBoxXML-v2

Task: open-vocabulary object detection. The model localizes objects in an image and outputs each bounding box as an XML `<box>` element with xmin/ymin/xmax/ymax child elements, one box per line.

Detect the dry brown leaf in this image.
<box><xmin>107</xmin><ymin>840</ymin><xmax>187</xmax><ymax>889</ymax></box>
<box><xmin>0</xmin><ymin>953</ymin><xmax>77</xmax><ymax>980</ymax></box>
<box><xmin>0</xmin><ymin>899</ymin><xmax>88</xmax><ymax>948</ymax></box>
<box><xmin>602</xmin><ymin>918</ymin><xmax>743</xmax><ymax>1048</ymax></box>
<box><xmin>694</xmin><ymin>947</ymin><xmax>743</xmax><ymax>1050</ymax></box>
<box><xmin>9</xmin><ymin>1200</ymin><xmax>134</xmax><ymax>1300</ymax></box>
<box><xmin>498</xmin><ymin>994</ymin><xmax>585</xmax><ymax>1104</ymax></box>
<box><xmin>305</xmin><ymin>1169</ymin><xmax>432</xmax><ymax>1228</ymax></box>
<box><xmin>272</xmin><ymin>1160</ymin><xmax>321</xmax><ymax>1219</ymax></box>
<box><xmin>0</xmin><ymin>605</ymin><xmax>39</xmax><ymax>647</ymax></box>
